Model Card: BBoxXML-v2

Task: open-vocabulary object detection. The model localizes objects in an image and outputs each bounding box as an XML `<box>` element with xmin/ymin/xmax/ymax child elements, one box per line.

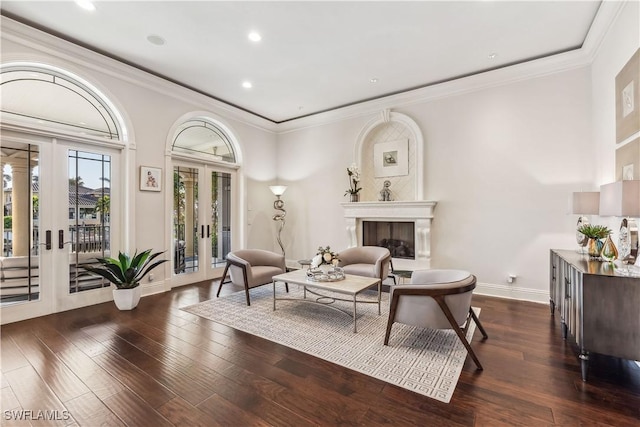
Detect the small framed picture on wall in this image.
<box><xmin>140</xmin><ymin>166</ymin><xmax>162</xmax><ymax>192</ymax></box>
<box><xmin>616</xmin><ymin>49</ymin><xmax>640</xmax><ymax>143</ymax></box>
<box><xmin>615</xmin><ymin>137</ymin><xmax>639</xmax><ymax>181</ymax></box>
<box><xmin>374</xmin><ymin>139</ymin><xmax>409</xmax><ymax>178</ymax></box>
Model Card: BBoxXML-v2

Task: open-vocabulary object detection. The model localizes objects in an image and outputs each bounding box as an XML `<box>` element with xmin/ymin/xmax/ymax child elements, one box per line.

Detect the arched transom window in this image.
<box><xmin>0</xmin><ymin>64</ymin><xmax>122</xmax><ymax>140</ymax></box>
<box><xmin>172</xmin><ymin>119</ymin><xmax>236</xmax><ymax>163</ymax></box>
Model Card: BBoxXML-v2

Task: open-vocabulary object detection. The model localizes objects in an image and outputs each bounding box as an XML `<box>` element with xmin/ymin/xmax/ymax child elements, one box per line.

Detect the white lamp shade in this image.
<box><xmin>599</xmin><ymin>180</ymin><xmax>640</xmax><ymax>217</ymax></box>
<box><xmin>269</xmin><ymin>185</ymin><xmax>287</xmax><ymax>196</ymax></box>
<box><xmin>571</xmin><ymin>191</ymin><xmax>600</xmax><ymax>215</ymax></box>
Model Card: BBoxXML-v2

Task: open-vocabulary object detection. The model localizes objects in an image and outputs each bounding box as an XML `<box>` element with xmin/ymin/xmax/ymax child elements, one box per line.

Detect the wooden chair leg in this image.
<box><xmin>434</xmin><ymin>297</ymin><xmax>484</xmax><ymax>370</ymax></box>
<box><xmin>470</xmin><ymin>308</ymin><xmax>488</xmax><ymax>339</ymax></box>
<box><xmin>240</xmin><ymin>264</ymin><xmax>250</xmax><ymax>306</ymax></box>
<box><xmin>245</xmin><ymin>286</ymin><xmax>251</xmax><ymax>306</ymax></box>
<box><xmin>383</xmin><ymin>293</ymin><xmax>401</xmax><ymax>345</ymax></box>
<box><xmin>216</xmin><ymin>261</ymin><xmax>231</xmax><ymax>297</ymax></box>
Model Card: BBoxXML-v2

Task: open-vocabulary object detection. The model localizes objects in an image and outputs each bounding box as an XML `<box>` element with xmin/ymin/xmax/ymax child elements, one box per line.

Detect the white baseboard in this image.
<box><xmin>475</xmin><ymin>282</ymin><xmax>549</xmax><ymax>304</ymax></box>
<box><xmin>141</xmin><ymin>281</ymin><xmax>167</xmax><ymax>297</ymax></box>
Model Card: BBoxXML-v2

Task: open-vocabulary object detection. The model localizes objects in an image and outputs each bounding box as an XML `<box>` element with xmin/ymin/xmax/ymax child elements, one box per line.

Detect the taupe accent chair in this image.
<box><xmin>216</xmin><ymin>249</ymin><xmax>288</xmax><ymax>306</ymax></box>
<box><xmin>384</xmin><ymin>269</ymin><xmax>488</xmax><ymax>370</ymax></box>
<box><xmin>337</xmin><ymin>246</ymin><xmax>391</xmax><ymax>282</ymax></box>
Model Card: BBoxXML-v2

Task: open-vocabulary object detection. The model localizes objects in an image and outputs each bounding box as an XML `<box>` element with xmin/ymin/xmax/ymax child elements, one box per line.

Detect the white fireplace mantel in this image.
<box><xmin>340</xmin><ymin>200</ymin><xmax>437</xmax><ymax>270</ymax></box>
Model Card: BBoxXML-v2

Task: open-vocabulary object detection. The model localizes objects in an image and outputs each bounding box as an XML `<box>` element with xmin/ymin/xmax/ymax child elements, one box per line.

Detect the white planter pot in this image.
<box><xmin>112</xmin><ymin>286</ymin><xmax>141</xmax><ymax>310</ymax></box>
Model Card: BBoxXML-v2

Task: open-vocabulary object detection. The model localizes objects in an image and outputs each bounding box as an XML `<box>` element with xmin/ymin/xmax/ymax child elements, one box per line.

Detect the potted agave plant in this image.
<box><xmin>82</xmin><ymin>249</ymin><xmax>167</xmax><ymax>310</ymax></box>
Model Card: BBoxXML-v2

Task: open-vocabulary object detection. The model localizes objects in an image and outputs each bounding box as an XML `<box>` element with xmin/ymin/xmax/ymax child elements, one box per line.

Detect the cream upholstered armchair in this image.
<box><xmin>216</xmin><ymin>249</ymin><xmax>287</xmax><ymax>306</ymax></box>
<box><xmin>337</xmin><ymin>246</ymin><xmax>391</xmax><ymax>282</ymax></box>
<box><xmin>384</xmin><ymin>269</ymin><xmax>488</xmax><ymax>370</ymax></box>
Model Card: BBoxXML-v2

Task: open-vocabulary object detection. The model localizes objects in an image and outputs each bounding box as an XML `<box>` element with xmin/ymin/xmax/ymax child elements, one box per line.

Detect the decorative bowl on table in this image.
<box><xmin>306</xmin><ymin>266</ymin><xmax>345</xmax><ymax>282</ymax></box>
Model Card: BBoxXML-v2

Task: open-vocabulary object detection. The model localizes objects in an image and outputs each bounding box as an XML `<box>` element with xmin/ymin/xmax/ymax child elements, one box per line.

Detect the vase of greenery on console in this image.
<box><xmin>577</xmin><ymin>224</ymin><xmax>612</xmax><ymax>259</ymax></box>
<box><xmin>82</xmin><ymin>249</ymin><xmax>167</xmax><ymax>310</ymax></box>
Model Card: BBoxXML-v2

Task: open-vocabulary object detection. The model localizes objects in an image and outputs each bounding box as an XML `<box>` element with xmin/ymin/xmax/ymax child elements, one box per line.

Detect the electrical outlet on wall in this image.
<box><xmin>149</xmin><ymin>273</ymin><xmax>154</xmax><ymax>282</ymax></box>
<box><xmin>507</xmin><ymin>274</ymin><xmax>517</xmax><ymax>284</ymax></box>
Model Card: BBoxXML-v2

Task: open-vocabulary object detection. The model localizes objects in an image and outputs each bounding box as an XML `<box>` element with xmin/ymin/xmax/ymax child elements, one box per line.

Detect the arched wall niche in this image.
<box><xmin>354</xmin><ymin>109</ymin><xmax>424</xmax><ymax>201</ymax></box>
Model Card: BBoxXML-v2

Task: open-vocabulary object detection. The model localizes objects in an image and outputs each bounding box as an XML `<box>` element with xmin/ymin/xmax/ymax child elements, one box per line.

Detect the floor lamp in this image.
<box><xmin>269</xmin><ymin>185</ymin><xmax>287</xmax><ymax>257</ymax></box>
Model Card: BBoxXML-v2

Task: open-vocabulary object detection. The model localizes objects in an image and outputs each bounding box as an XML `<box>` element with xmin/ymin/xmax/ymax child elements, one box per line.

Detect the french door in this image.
<box><xmin>1</xmin><ymin>133</ymin><xmax>120</xmax><ymax>324</ymax></box>
<box><xmin>172</xmin><ymin>161</ymin><xmax>234</xmax><ymax>286</ymax></box>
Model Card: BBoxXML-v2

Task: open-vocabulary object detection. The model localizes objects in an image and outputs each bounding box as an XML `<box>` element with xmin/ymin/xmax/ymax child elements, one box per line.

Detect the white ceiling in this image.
<box><xmin>1</xmin><ymin>1</ymin><xmax>602</xmax><ymax>123</ymax></box>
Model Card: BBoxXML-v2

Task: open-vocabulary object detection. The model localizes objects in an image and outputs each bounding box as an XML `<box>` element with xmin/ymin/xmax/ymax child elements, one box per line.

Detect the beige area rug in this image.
<box><xmin>182</xmin><ymin>285</ymin><xmax>479</xmax><ymax>403</ymax></box>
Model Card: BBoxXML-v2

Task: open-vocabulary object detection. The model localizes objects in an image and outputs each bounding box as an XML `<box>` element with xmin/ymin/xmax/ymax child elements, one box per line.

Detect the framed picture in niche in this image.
<box><xmin>374</xmin><ymin>139</ymin><xmax>408</xmax><ymax>178</ymax></box>
<box><xmin>140</xmin><ymin>166</ymin><xmax>162</xmax><ymax>191</ymax></box>
<box><xmin>615</xmin><ymin>48</ymin><xmax>640</xmax><ymax>143</ymax></box>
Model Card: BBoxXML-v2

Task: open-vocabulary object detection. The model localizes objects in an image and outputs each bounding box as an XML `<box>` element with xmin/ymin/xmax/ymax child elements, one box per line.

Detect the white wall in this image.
<box><xmin>278</xmin><ymin>68</ymin><xmax>592</xmax><ymax>302</ymax></box>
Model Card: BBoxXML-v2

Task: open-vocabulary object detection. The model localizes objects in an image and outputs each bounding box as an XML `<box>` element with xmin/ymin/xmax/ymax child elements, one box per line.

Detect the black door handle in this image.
<box><xmin>207</xmin><ymin>225</ymin><xmax>210</xmax><ymax>238</ymax></box>
<box><xmin>59</xmin><ymin>230</ymin><xmax>64</xmax><ymax>249</ymax></box>
<box><xmin>201</xmin><ymin>225</ymin><xmax>204</xmax><ymax>238</ymax></box>
<box><xmin>45</xmin><ymin>230</ymin><xmax>51</xmax><ymax>250</ymax></box>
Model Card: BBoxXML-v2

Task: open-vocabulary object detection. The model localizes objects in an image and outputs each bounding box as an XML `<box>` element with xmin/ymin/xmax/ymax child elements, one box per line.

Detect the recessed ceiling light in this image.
<box><xmin>488</xmin><ymin>52</ymin><xmax>498</xmax><ymax>59</ymax></box>
<box><xmin>147</xmin><ymin>35</ymin><xmax>165</xmax><ymax>46</ymax></box>
<box><xmin>75</xmin><ymin>0</ymin><xmax>95</xmax><ymax>11</ymax></box>
<box><xmin>242</xmin><ymin>81</ymin><xmax>253</xmax><ymax>89</ymax></box>
<box><xmin>370</xmin><ymin>78</ymin><xmax>379</xmax><ymax>83</ymax></box>
<box><xmin>248</xmin><ymin>32</ymin><xmax>262</xmax><ymax>42</ymax></box>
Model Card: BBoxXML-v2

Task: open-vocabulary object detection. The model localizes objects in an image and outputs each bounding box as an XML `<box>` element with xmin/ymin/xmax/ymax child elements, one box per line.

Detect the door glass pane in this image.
<box><xmin>68</xmin><ymin>150</ymin><xmax>111</xmax><ymax>293</ymax></box>
<box><xmin>211</xmin><ymin>171</ymin><xmax>231</xmax><ymax>268</ymax></box>
<box><xmin>174</xmin><ymin>166</ymin><xmax>198</xmax><ymax>274</ymax></box>
<box><xmin>1</xmin><ymin>142</ymin><xmax>40</xmax><ymax>304</ymax></box>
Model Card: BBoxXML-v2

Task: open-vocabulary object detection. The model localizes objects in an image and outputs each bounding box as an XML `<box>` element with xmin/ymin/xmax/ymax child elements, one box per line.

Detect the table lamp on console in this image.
<box><xmin>599</xmin><ymin>180</ymin><xmax>640</xmax><ymax>267</ymax></box>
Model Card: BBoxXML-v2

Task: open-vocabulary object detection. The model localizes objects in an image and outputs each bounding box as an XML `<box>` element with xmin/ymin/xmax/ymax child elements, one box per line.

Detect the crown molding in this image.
<box><xmin>276</xmin><ymin>0</ymin><xmax>626</xmax><ymax>133</ymax></box>
<box><xmin>0</xmin><ymin>16</ymin><xmax>279</xmax><ymax>134</ymax></box>
<box><xmin>277</xmin><ymin>48</ymin><xmax>592</xmax><ymax>133</ymax></box>
<box><xmin>1</xmin><ymin>0</ymin><xmax>626</xmax><ymax>136</ymax></box>
<box><xmin>581</xmin><ymin>0</ymin><xmax>627</xmax><ymax>62</ymax></box>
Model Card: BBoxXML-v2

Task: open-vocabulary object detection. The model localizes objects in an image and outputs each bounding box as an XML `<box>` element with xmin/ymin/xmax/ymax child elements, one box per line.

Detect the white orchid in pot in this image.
<box><xmin>82</xmin><ymin>249</ymin><xmax>168</xmax><ymax>310</ymax></box>
<box><xmin>344</xmin><ymin>163</ymin><xmax>362</xmax><ymax>202</ymax></box>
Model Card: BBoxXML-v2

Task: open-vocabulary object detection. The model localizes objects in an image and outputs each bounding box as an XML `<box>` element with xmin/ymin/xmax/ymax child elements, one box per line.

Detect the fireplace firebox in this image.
<box><xmin>341</xmin><ymin>200</ymin><xmax>436</xmax><ymax>269</ymax></box>
<box><xmin>363</xmin><ymin>221</ymin><xmax>415</xmax><ymax>259</ymax></box>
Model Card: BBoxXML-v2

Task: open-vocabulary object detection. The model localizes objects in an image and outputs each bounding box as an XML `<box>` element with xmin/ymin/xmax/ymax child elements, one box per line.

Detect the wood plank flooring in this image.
<box><xmin>1</xmin><ymin>279</ymin><xmax>639</xmax><ymax>426</ymax></box>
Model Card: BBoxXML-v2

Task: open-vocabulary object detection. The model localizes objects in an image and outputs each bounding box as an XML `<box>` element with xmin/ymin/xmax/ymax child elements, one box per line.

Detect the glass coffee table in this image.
<box><xmin>272</xmin><ymin>269</ymin><xmax>381</xmax><ymax>333</ymax></box>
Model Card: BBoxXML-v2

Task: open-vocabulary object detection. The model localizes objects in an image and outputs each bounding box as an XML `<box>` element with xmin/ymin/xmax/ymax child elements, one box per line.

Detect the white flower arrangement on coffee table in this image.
<box><xmin>311</xmin><ymin>246</ymin><xmax>340</xmax><ymax>267</ymax></box>
<box><xmin>306</xmin><ymin>246</ymin><xmax>344</xmax><ymax>281</ymax></box>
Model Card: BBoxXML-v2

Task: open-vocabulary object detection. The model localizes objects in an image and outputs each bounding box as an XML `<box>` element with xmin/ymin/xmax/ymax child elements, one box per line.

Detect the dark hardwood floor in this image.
<box><xmin>1</xmin><ymin>280</ymin><xmax>639</xmax><ymax>426</ymax></box>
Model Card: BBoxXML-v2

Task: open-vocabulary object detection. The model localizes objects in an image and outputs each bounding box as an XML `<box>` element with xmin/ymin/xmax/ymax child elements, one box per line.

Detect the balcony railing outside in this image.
<box><xmin>2</xmin><ymin>225</ymin><xmax>110</xmax><ymax>257</ymax></box>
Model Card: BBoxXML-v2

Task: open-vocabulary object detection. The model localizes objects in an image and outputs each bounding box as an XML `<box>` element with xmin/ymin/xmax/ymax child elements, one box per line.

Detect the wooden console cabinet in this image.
<box><xmin>549</xmin><ymin>249</ymin><xmax>640</xmax><ymax>381</ymax></box>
